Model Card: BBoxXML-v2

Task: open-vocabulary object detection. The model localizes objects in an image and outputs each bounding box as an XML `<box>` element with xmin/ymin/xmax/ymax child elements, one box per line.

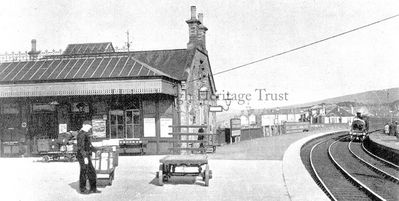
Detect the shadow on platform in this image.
<box><xmin>149</xmin><ymin>175</ymin><xmax>206</xmax><ymax>187</ymax></box>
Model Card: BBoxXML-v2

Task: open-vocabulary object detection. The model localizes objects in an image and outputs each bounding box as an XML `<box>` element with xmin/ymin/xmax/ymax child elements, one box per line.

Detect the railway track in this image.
<box><xmin>302</xmin><ymin>132</ymin><xmax>399</xmax><ymax>201</ymax></box>
<box><xmin>349</xmin><ymin>141</ymin><xmax>399</xmax><ymax>184</ymax></box>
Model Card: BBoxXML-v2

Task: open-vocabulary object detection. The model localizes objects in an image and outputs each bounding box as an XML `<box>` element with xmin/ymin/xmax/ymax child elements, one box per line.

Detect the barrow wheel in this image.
<box><xmin>109</xmin><ymin>171</ymin><xmax>114</xmax><ymax>185</ymax></box>
<box><xmin>204</xmin><ymin>164</ymin><xmax>210</xmax><ymax>187</ymax></box>
<box><xmin>43</xmin><ymin>155</ymin><xmax>50</xmax><ymax>162</ymax></box>
<box><xmin>108</xmin><ymin>177</ymin><xmax>113</xmax><ymax>186</ymax></box>
<box><xmin>158</xmin><ymin>164</ymin><xmax>164</xmax><ymax>186</ymax></box>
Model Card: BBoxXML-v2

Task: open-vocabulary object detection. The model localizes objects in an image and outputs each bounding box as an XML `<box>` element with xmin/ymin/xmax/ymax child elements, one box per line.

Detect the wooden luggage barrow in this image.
<box><xmin>158</xmin><ymin>154</ymin><xmax>212</xmax><ymax>186</ymax></box>
<box><xmin>156</xmin><ymin>125</ymin><xmax>214</xmax><ymax>186</ymax></box>
<box><xmin>92</xmin><ymin>146</ymin><xmax>119</xmax><ymax>185</ymax></box>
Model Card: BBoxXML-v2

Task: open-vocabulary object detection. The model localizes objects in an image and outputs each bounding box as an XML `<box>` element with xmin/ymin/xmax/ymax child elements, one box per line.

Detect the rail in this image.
<box><xmin>328</xmin><ymin>136</ymin><xmax>386</xmax><ymax>201</ymax></box>
<box><xmin>349</xmin><ymin>141</ymin><xmax>399</xmax><ymax>183</ymax></box>
<box><xmin>309</xmin><ymin>140</ymin><xmax>338</xmax><ymax>201</ymax></box>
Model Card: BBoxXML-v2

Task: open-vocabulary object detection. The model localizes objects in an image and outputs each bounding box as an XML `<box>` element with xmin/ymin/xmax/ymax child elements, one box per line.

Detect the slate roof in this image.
<box><xmin>326</xmin><ymin>106</ymin><xmax>353</xmax><ymax>117</ymax></box>
<box><xmin>0</xmin><ymin>55</ymin><xmax>168</xmax><ymax>83</ymax></box>
<box><xmin>43</xmin><ymin>48</ymin><xmax>197</xmax><ymax>81</ymax></box>
<box><xmin>0</xmin><ymin>41</ymin><xmax>202</xmax><ymax>84</ymax></box>
<box><xmin>127</xmin><ymin>49</ymin><xmax>196</xmax><ymax>80</ymax></box>
<box><xmin>63</xmin><ymin>42</ymin><xmax>114</xmax><ymax>55</ymax></box>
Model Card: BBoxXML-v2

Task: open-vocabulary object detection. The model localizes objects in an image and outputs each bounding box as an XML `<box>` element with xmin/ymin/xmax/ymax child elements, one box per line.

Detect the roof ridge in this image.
<box><xmin>128</xmin><ymin>55</ymin><xmax>178</xmax><ymax>80</ymax></box>
<box><xmin>128</xmin><ymin>48</ymin><xmax>189</xmax><ymax>53</ymax></box>
<box><xmin>67</xmin><ymin>42</ymin><xmax>113</xmax><ymax>45</ymax></box>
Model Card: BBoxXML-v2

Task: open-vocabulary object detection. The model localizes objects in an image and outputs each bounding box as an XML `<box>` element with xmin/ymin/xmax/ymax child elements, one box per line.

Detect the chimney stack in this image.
<box><xmin>31</xmin><ymin>39</ymin><xmax>37</xmax><ymax>52</ymax></box>
<box><xmin>191</xmin><ymin>6</ymin><xmax>197</xmax><ymax>19</ymax></box>
<box><xmin>186</xmin><ymin>6</ymin><xmax>208</xmax><ymax>53</ymax></box>
<box><xmin>198</xmin><ymin>13</ymin><xmax>203</xmax><ymax>23</ymax></box>
<box><xmin>28</xmin><ymin>39</ymin><xmax>40</xmax><ymax>60</ymax></box>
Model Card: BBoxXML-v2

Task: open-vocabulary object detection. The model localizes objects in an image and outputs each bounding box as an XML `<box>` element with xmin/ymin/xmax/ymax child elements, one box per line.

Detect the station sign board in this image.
<box><xmin>231</xmin><ymin>130</ymin><xmax>241</xmax><ymax>136</ymax></box>
<box><xmin>209</xmin><ymin>105</ymin><xmax>223</xmax><ymax>112</ymax></box>
<box><xmin>230</xmin><ymin>118</ymin><xmax>241</xmax><ymax>130</ymax></box>
<box><xmin>230</xmin><ymin>118</ymin><xmax>241</xmax><ymax>137</ymax></box>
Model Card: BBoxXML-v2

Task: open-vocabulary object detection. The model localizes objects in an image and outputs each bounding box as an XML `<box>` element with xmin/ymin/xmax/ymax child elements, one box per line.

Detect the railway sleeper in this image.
<box><xmin>328</xmin><ymin>138</ymin><xmax>386</xmax><ymax>201</ymax></box>
<box><xmin>350</xmin><ymin>142</ymin><xmax>399</xmax><ymax>184</ymax></box>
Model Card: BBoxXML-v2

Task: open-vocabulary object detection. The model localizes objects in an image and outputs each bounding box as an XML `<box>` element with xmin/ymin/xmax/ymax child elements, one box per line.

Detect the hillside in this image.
<box><xmin>284</xmin><ymin>87</ymin><xmax>399</xmax><ymax>109</ymax></box>
<box><xmin>216</xmin><ymin>87</ymin><xmax>399</xmax><ymax>124</ymax></box>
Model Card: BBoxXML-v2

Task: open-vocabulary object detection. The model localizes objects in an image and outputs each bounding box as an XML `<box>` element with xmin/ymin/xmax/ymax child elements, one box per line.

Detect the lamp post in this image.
<box><xmin>276</xmin><ymin>107</ymin><xmax>280</xmax><ymax>135</ymax></box>
<box><xmin>390</xmin><ymin>110</ymin><xmax>393</xmax><ymax>123</ymax></box>
<box><xmin>386</xmin><ymin>89</ymin><xmax>390</xmax><ymax>119</ymax></box>
<box><xmin>198</xmin><ymin>86</ymin><xmax>209</xmax><ymax>125</ymax></box>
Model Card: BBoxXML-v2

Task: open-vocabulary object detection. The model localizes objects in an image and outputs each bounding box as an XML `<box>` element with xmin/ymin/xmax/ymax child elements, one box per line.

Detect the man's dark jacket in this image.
<box><xmin>77</xmin><ymin>130</ymin><xmax>96</xmax><ymax>159</ymax></box>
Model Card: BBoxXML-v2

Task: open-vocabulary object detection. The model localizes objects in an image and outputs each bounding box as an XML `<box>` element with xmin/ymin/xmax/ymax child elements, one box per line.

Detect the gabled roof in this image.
<box><xmin>0</xmin><ymin>55</ymin><xmax>169</xmax><ymax>83</ymax></box>
<box><xmin>63</xmin><ymin>42</ymin><xmax>115</xmax><ymax>55</ymax></box>
<box><xmin>0</xmin><ymin>41</ymin><xmax>210</xmax><ymax>86</ymax></box>
<box><xmin>127</xmin><ymin>49</ymin><xmax>196</xmax><ymax>80</ymax></box>
<box><xmin>326</xmin><ymin>106</ymin><xmax>353</xmax><ymax>117</ymax></box>
<box><xmin>43</xmin><ymin>48</ymin><xmax>197</xmax><ymax>81</ymax></box>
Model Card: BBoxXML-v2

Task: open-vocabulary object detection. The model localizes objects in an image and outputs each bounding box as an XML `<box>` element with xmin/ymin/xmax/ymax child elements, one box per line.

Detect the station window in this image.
<box><xmin>1</xmin><ymin>103</ymin><xmax>19</xmax><ymax>114</ymax></box>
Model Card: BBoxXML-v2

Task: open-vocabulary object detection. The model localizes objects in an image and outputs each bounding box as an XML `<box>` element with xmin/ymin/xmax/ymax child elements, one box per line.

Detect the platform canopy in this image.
<box><xmin>0</xmin><ymin>54</ymin><xmax>178</xmax><ymax>97</ymax></box>
<box><xmin>0</xmin><ymin>78</ymin><xmax>176</xmax><ymax>97</ymax></box>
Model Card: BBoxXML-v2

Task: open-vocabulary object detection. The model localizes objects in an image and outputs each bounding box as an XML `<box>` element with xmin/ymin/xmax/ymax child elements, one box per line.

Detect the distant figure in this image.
<box><xmin>363</xmin><ymin>116</ymin><xmax>369</xmax><ymax>132</ymax></box>
<box><xmin>395</xmin><ymin>121</ymin><xmax>398</xmax><ymax>136</ymax></box>
<box><xmin>198</xmin><ymin>128</ymin><xmax>205</xmax><ymax>148</ymax></box>
<box><xmin>384</xmin><ymin>123</ymin><xmax>390</xmax><ymax>134</ymax></box>
<box><xmin>389</xmin><ymin>122</ymin><xmax>396</xmax><ymax>136</ymax></box>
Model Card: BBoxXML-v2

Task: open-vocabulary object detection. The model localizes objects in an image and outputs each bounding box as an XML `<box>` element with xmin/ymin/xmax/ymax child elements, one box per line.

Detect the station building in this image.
<box><xmin>0</xmin><ymin>6</ymin><xmax>216</xmax><ymax>156</ymax></box>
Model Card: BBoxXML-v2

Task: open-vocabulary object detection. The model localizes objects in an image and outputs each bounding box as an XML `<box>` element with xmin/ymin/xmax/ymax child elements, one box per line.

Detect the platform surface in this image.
<box><xmin>368</xmin><ymin>132</ymin><xmax>399</xmax><ymax>150</ymax></box>
<box><xmin>160</xmin><ymin>154</ymin><xmax>208</xmax><ymax>165</ymax></box>
<box><xmin>0</xmin><ymin>127</ymin><xmax>346</xmax><ymax>201</ymax></box>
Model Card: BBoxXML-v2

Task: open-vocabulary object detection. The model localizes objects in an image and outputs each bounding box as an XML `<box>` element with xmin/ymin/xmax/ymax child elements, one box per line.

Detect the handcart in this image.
<box><xmin>156</xmin><ymin>124</ymin><xmax>213</xmax><ymax>186</ymax></box>
<box><xmin>37</xmin><ymin>138</ymin><xmax>77</xmax><ymax>162</ymax></box>
<box><xmin>91</xmin><ymin>146</ymin><xmax>119</xmax><ymax>186</ymax></box>
<box><xmin>157</xmin><ymin>154</ymin><xmax>212</xmax><ymax>186</ymax></box>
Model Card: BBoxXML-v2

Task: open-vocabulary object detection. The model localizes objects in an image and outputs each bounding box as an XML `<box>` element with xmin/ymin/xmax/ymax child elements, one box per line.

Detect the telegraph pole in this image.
<box><xmin>126</xmin><ymin>30</ymin><xmax>132</xmax><ymax>52</ymax></box>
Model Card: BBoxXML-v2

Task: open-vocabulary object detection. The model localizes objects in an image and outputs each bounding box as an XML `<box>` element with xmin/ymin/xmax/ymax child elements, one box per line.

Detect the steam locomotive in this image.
<box><xmin>349</xmin><ymin>116</ymin><xmax>369</xmax><ymax>142</ymax></box>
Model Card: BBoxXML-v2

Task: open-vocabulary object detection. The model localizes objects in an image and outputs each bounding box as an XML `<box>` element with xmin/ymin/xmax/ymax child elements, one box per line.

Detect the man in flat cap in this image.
<box><xmin>76</xmin><ymin>120</ymin><xmax>100</xmax><ymax>194</ymax></box>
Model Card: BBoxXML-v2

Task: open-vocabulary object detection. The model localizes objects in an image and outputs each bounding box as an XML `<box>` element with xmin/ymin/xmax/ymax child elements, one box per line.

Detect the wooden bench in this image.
<box><xmin>118</xmin><ymin>139</ymin><xmax>148</xmax><ymax>155</ymax></box>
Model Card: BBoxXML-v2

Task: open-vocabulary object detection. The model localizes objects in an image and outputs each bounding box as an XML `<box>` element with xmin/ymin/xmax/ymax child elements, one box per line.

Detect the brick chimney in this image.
<box><xmin>197</xmin><ymin>13</ymin><xmax>208</xmax><ymax>52</ymax></box>
<box><xmin>28</xmin><ymin>39</ymin><xmax>41</xmax><ymax>60</ymax></box>
<box><xmin>186</xmin><ymin>6</ymin><xmax>207</xmax><ymax>52</ymax></box>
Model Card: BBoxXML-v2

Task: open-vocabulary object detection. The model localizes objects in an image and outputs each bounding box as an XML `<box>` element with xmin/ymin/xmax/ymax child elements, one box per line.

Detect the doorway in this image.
<box><xmin>126</xmin><ymin>109</ymin><xmax>141</xmax><ymax>138</ymax></box>
<box><xmin>30</xmin><ymin>112</ymin><xmax>58</xmax><ymax>139</ymax></box>
<box><xmin>109</xmin><ymin>110</ymin><xmax>124</xmax><ymax>139</ymax></box>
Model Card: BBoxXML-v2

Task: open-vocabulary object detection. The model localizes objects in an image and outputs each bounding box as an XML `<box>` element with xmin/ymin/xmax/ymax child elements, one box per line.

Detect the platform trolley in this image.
<box><xmin>156</xmin><ymin>124</ymin><xmax>214</xmax><ymax>186</ymax></box>
<box><xmin>92</xmin><ymin>146</ymin><xmax>119</xmax><ymax>185</ymax></box>
<box><xmin>156</xmin><ymin>154</ymin><xmax>213</xmax><ymax>186</ymax></box>
<box><xmin>37</xmin><ymin>139</ymin><xmax>77</xmax><ymax>162</ymax></box>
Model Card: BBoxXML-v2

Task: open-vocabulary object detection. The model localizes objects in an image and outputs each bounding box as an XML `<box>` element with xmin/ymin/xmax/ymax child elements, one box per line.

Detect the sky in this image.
<box><xmin>0</xmin><ymin>0</ymin><xmax>398</xmax><ymax>110</ymax></box>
